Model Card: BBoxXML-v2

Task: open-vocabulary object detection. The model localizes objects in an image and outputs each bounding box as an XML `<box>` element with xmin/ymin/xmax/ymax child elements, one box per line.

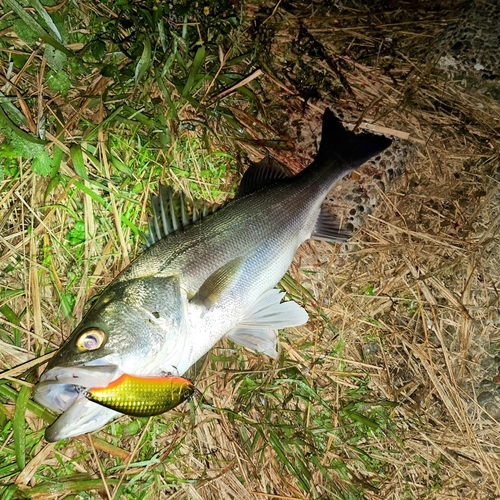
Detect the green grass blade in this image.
<box><xmin>26</xmin><ymin>0</ymin><xmax>63</xmax><ymax>42</ymax></box>
<box><xmin>0</xmin><ymin>382</ymin><xmax>55</xmax><ymax>423</ymax></box>
<box><xmin>156</xmin><ymin>73</ymin><xmax>180</xmax><ymax>121</ymax></box>
<box><xmin>122</xmin><ymin>105</ymin><xmax>157</xmax><ymax>128</ymax></box>
<box><xmin>0</xmin><ymin>304</ymin><xmax>22</xmax><ymax>347</ymax></box>
<box><xmin>344</xmin><ymin>409</ymin><xmax>380</xmax><ymax>430</ymax></box>
<box><xmin>268</xmin><ymin>430</ymin><xmax>310</xmax><ymax>492</ymax></box>
<box><xmin>84</xmin><ymin>106</ymin><xmax>123</xmax><ymax>142</ymax></box>
<box><xmin>12</xmin><ymin>476</ymin><xmax>119</xmax><ymax>498</ymax></box>
<box><xmin>70</xmin><ymin>144</ymin><xmax>88</xmax><ymax>179</ymax></box>
<box><xmin>135</xmin><ymin>36</ymin><xmax>152</xmax><ymax>86</ymax></box>
<box><xmin>277</xmin><ymin>377</ymin><xmax>331</xmax><ymax>410</ymax></box>
<box><xmin>182</xmin><ymin>46</ymin><xmax>206</xmax><ymax>98</ymax></box>
<box><xmin>178</xmin><ymin>91</ymin><xmax>206</xmax><ymax>113</ymax></box>
<box><xmin>72</xmin><ymin>180</ymin><xmax>107</xmax><ymax>206</ymax></box>
<box><xmin>216</xmin><ymin>73</ymin><xmax>259</xmax><ymax>102</ymax></box>
<box><xmin>0</xmin><ymin>105</ymin><xmax>46</xmax><ymax>145</ymax></box>
<box><xmin>0</xmin><ymin>289</ymin><xmax>24</xmax><ymax>302</ymax></box>
<box><xmin>158</xmin><ymin>18</ymin><xmax>168</xmax><ymax>52</ymax></box>
<box><xmin>0</xmin><ymin>91</ymin><xmax>28</xmax><ymax>126</ymax></box>
<box><xmin>0</xmin><ymin>484</ymin><xmax>17</xmax><ymax>500</ymax></box>
<box><xmin>13</xmin><ymin>383</ymin><xmax>30</xmax><ymax>470</ymax></box>
<box><xmin>4</xmin><ymin>0</ymin><xmax>72</xmax><ymax>56</ymax></box>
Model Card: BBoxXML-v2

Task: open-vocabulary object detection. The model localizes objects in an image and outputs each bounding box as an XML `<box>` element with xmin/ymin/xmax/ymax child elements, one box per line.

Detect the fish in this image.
<box><xmin>33</xmin><ymin>109</ymin><xmax>392</xmax><ymax>442</ymax></box>
<box><xmin>81</xmin><ymin>373</ymin><xmax>195</xmax><ymax>417</ymax></box>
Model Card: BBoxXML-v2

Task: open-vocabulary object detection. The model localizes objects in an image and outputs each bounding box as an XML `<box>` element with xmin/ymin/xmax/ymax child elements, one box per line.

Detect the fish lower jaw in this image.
<box><xmin>44</xmin><ymin>397</ymin><xmax>120</xmax><ymax>442</ymax></box>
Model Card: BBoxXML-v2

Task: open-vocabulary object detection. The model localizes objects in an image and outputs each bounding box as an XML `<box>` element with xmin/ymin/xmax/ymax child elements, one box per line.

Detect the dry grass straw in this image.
<box><xmin>184</xmin><ymin>2</ymin><xmax>500</xmax><ymax>498</ymax></box>
<box><xmin>2</xmin><ymin>0</ymin><xmax>500</xmax><ymax>498</ymax></box>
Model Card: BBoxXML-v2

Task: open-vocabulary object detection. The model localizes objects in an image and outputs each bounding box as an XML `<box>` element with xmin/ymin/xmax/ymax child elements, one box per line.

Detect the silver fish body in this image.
<box><xmin>34</xmin><ymin>109</ymin><xmax>392</xmax><ymax>441</ymax></box>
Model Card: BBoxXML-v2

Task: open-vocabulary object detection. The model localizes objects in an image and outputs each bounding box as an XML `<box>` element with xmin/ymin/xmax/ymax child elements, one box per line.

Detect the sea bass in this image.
<box><xmin>33</xmin><ymin>109</ymin><xmax>392</xmax><ymax>441</ymax></box>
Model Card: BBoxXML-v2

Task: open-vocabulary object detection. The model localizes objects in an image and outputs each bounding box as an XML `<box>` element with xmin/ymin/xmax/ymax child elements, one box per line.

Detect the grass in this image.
<box><xmin>1</xmin><ymin>0</ymin><xmax>500</xmax><ymax>499</ymax></box>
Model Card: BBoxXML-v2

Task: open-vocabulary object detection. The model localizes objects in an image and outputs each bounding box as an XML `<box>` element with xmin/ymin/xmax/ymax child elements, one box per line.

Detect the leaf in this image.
<box><xmin>32</xmin><ymin>150</ymin><xmax>52</xmax><ymax>176</ymax></box>
<box><xmin>277</xmin><ymin>378</ymin><xmax>331</xmax><ymax>410</ymax></box>
<box><xmin>12</xmin><ymin>18</ymin><xmax>37</xmax><ymax>44</ymax></box>
<box><xmin>9</xmin><ymin>476</ymin><xmax>119</xmax><ymax>497</ymax></box>
<box><xmin>345</xmin><ymin>410</ymin><xmax>380</xmax><ymax>430</ymax></box>
<box><xmin>72</xmin><ymin>180</ymin><xmax>107</xmax><ymax>206</ymax></box>
<box><xmin>66</xmin><ymin>220</ymin><xmax>85</xmax><ymax>246</ymax></box>
<box><xmin>43</xmin><ymin>174</ymin><xmax>61</xmax><ymax>201</ymax></box>
<box><xmin>156</xmin><ymin>70</ymin><xmax>180</xmax><ymax>122</ymax></box>
<box><xmin>0</xmin><ymin>105</ymin><xmax>45</xmax><ymax>144</ymax></box>
<box><xmin>84</xmin><ymin>106</ymin><xmax>124</xmax><ymax>142</ymax></box>
<box><xmin>0</xmin><ymin>289</ymin><xmax>24</xmax><ymax>301</ymax></box>
<box><xmin>4</xmin><ymin>0</ymin><xmax>72</xmax><ymax>56</ymax></box>
<box><xmin>13</xmin><ymin>383</ymin><xmax>31</xmax><ymax>471</ymax></box>
<box><xmin>0</xmin><ymin>91</ymin><xmax>28</xmax><ymax>126</ymax></box>
<box><xmin>216</xmin><ymin>73</ymin><xmax>259</xmax><ymax>101</ymax></box>
<box><xmin>135</xmin><ymin>36</ymin><xmax>152</xmax><ymax>86</ymax></box>
<box><xmin>182</xmin><ymin>46</ymin><xmax>206</xmax><ymax>98</ymax></box>
<box><xmin>45</xmin><ymin>46</ymin><xmax>67</xmax><ymax>72</ymax></box>
<box><xmin>0</xmin><ymin>303</ymin><xmax>21</xmax><ymax>346</ymax></box>
<box><xmin>46</xmin><ymin>69</ymin><xmax>71</xmax><ymax>95</ymax></box>
<box><xmin>158</xmin><ymin>18</ymin><xmax>168</xmax><ymax>52</ymax></box>
<box><xmin>70</xmin><ymin>144</ymin><xmax>87</xmax><ymax>179</ymax></box>
<box><xmin>26</xmin><ymin>0</ymin><xmax>63</xmax><ymax>42</ymax></box>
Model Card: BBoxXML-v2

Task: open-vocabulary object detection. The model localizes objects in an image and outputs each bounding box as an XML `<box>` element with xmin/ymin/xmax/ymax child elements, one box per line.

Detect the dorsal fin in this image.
<box><xmin>144</xmin><ymin>184</ymin><xmax>220</xmax><ymax>247</ymax></box>
<box><xmin>235</xmin><ymin>156</ymin><xmax>292</xmax><ymax>198</ymax></box>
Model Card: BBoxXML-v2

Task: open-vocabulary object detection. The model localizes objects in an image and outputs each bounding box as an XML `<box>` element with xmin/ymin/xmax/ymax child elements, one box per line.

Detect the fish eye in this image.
<box><xmin>75</xmin><ymin>328</ymin><xmax>106</xmax><ymax>352</ymax></box>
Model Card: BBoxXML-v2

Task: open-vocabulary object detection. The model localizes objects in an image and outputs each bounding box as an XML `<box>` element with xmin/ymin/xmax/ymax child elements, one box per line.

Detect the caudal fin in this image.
<box><xmin>316</xmin><ymin>109</ymin><xmax>392</xmax><ymax>169</ymax></box>
<box><xmin>305</xmin><ymin>109</ymin><xmax>393</xmax><ymax>243</ymax></box>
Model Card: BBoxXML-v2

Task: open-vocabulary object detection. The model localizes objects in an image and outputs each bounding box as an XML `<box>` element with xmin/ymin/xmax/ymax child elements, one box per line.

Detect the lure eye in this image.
<box><xmin>75</xmin><ymin>329</ymin><xmax>106</xmax><ymax>352</ymax></box>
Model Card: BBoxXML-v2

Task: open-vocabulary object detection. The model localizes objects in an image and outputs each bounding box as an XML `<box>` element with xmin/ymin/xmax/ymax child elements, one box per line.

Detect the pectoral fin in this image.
<box><xmin>191</xmin><ymin>257</ymin><xmax>245</xmax><ymax>309</ymax></box>
<box><xmin>226</xmin><ymin>288</ymin><xmax>309</xmax><ymax>358</ymax></box>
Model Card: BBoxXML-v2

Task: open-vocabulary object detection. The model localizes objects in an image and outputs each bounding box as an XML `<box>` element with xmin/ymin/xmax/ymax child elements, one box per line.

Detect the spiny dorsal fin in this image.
<box><xmin>144</xmin><ymin>184</ymin><xmax>220</xmax><ymax>247</ymax></box>
<box><xmin>235</xmin><ymin>156</ymin><xmax>292</xmax><ymax>198</ymax></box>
<box><xmin>311</xmin><ymin>205</ymin><xmax>352</xmax><ymax>243</ymax></box>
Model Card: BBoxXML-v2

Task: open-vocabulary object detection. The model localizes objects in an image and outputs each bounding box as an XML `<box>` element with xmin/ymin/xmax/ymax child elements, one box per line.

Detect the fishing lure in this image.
<box><xmin>81</xmin><ymin>373</ymin><xmax>195</xmax><ymax>417</ymax></box>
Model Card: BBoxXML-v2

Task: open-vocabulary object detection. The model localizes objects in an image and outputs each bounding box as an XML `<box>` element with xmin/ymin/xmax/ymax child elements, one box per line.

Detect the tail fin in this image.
<box><xmin>304</xmin><ymin>109</ymin><xmax>393</xmax><ymax>243</ymax></box>
<box><xmin>316</xmin><ymin>109</ymin><xmax>392</xmax><ymax>169</ymax></box>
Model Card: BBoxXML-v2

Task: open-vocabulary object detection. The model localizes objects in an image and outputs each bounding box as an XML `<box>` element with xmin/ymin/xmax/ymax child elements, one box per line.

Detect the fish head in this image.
<box><xmin>34</xmin><ymin>275</ymin><xmax>189</xmax><ymax>441</ymax></box>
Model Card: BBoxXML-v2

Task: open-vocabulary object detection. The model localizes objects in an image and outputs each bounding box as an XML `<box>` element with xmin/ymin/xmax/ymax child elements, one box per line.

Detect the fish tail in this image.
<box><xmin>312</xmin><ymin>109</ymin><xmax>392</xmax><ymax>178</ymax></box>
<box><xmin>301</xmin><ymin>109</ymin><xmax>393</xmax><ymax>243</ymax></box>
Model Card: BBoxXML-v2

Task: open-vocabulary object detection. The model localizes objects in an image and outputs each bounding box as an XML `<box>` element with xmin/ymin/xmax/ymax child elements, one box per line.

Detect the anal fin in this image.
<box><xmin>311</xmin><ymin>205</ymin><xmax>352</xmax><ymax>243</ymax></box>
<box><xmin>226</xmin><ymin>327</ymin><xmax>279</xmax><ymax>358</ymax></box>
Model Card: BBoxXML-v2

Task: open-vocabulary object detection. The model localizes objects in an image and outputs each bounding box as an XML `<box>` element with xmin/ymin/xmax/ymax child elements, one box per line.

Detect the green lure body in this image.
<box><xmin>85</xmin><ymin>374</ymin><xmax>194</xmax><ymax>417</ymax></box>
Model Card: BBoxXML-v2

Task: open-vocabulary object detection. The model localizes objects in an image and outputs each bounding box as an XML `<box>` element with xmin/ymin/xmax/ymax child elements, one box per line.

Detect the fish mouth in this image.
<box><xmin>34</xmin><ymin>363</ymin><xmax>120</xmax><ymax>412</ymax></box>
<box><xmin>33</xmin><ymin>363</ymin><xmax>122</xmax><ymax>442</ymax></box>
